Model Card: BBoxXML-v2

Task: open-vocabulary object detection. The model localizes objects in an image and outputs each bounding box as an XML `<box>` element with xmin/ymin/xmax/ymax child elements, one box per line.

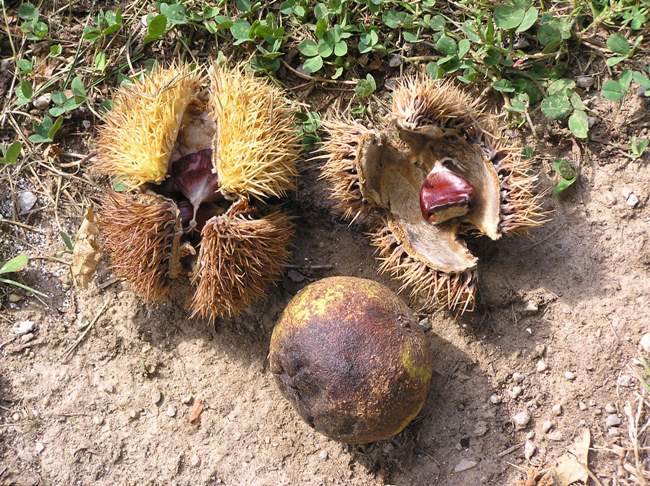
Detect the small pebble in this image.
<box><xmin>93</xmin><ymin>415</ymin><xmax>104</xmax><ymax>426</ymax></box>
<box><xmin>526</xmin><ymin>431</ymin><xmax>535</xmax><ymax>440</ymax></box>
<box><xmin>17</xmin><ymin>191</ymin><xmax>37</xmax><ymax>214</ymax></box>
<box><xmin>32</xmin><ymin>93</ymin><xmax>51</xmax><ymax>110</ymax></box>
<box><xmin>35</xmin><ymin>442</ymin><xmax>45</xmax><ymax>453</ymax></box>
<box><xmin>318</xmin><ymin>450</ymin><xmax>328</xmax><ymax>461</ymax></box>
<box><xmin>617</xmin><ymin>374</ymin><xmax>633</xmax><ymax>387</ymax></box>
<box><xmin>489</xmin><ymin>394</ymin><xmax>502</xmax><ymax>405</ymax></box>
<box><xmin>578</xmin><ymin>401</ymin><xmax>587</xmax><ymax>411</ymax></box>
<box><xmin>626</xmin><ymin>193</ymin><xmax>639</xmax><ymax>208</ymax></box>
<box><xmin>454</xmin><ymin>459</ymin><xmax>478</xmax><ymax>473</ymax></box>
<box><xmin>129</xmin><ymin>410</ymin><xmax>140</xmax><ymax>420</ymax></box>
<box><xmin>473</xmin><ymin>421</ymin><xmax>488</xmax><ymax>437</ymax></box>
<box><xmin>152</xmin><ymin>389</ymin><xmax>162</xmax><ymax>405</ymax></box>
<box><xmin>166</xmin><ymin>405</ymin><xmax>177</xmax><ymax>417</ymax></box>
<box><xmin>513</xmin><ymin>411</ymin><xmax>531</xmax><ymax>430</ymax></box>
<box><xmin>418</xmin><ymin>317</ymin><xmax>431</xmax><ymax>330</ymax></box>
<box><xmin>640</xmin><ymin>334</ymin><xmax>650</xmax><ymax>353</ymax></box>
<box><xmin>564</xmin><ymin>371</ymin><xmax>576</xmax><ymax>381</ymax></box>
<box><xmin>20</xmin><ymin>332</ymin><xmax>34</xmax><ymax>343</ymax></box>
<box><xmin>605</xmin><ymin>403</ymin><xmax>617</xmax><ymax>414</ymax></box>
<box><xmin>588</xmin><ymin>116</ymin><xmax>599</xmax><ymax>129</ymax></box>
<box><xmin>510</xmin><ymin>386</ymin><xmax>523</xmax><ymax>399</ymax></box>
<box><xmin>552</xmin><ymin>404</ymin><xmax>562</xmax><ymax>416</ymax></box>
<box><xmin>181</xmin><ymin>394</ymin><xmax>193</xmax><ymax>405</ymax></box>
<box><xmin>82</xmin><ymin>120</ymin><xmax>91</xmax><ymax>129</ymax></box>
<box><xmin>190</xmin><ymin>455</ymin><xmax>201</xmax><ymax>467</ymax></box>
<box><xmin>606</xmin><ymin>415</ymin><xmax>621</xmax><ymax>427</ymax></box>
<box><xmin>608</xmin><ymin>427</ymin><xmax>621</xmax><ymax>437</ymax></box>
<box><xmin>575</xmin><ymin>75</ymin><xmax>594</xmax><ymax>89</ymax></box>
<box><xmin>387</xmin><ymin>54</ymin><xmax>402</xmax><ymax>68</ymax></box>
<box><xmin>12</xmin><ymin>413</ymin><xmax>20</xmax><ymax>422</ymax></box>
<box><xmin>547</xmin><ymin>431</ymin><xmax>563</xmax><ymax>441</ymax></box>
<box><xmin>524</xmin><ymin>440</ymin><xmax>536</xmax><ymax>460</ymax></box>
<box><xmin>536</xmin><ymin>359</ymin><xmax>547</xmax><ymax>372</ymax></box>
<box><xmin>542</xmin><ymin>420</ymin><xmax>554</xmax><ymax>433</ymax></box>
<box><xmin>523</xmin><ymin>301</ymin><xmax>538</xmax><ymax>314</ymax></box>
<box><xmin>13</xmin><ymin>320</ymin><xmax>35</xmax><ymax>336</ymax></box>
<box><xmin>513</xmin><ymin>372</ymin><xmax>525</xmax><ymax>384</ymax></box>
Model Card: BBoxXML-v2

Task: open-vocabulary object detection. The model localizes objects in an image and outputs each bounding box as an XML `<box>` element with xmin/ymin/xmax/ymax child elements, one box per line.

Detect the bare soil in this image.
<box><xmin>2</xmin><ymin>57</ymin><xmax>650</xmax><ymax>486</ymax></box>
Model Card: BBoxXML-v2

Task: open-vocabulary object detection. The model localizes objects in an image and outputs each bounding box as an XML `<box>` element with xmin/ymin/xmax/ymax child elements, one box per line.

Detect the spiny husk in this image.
<box><xmin>392</xmin><ymin>74</ymin><xmax>483</xmax><ymax>137</ymax></box>
<box><xmin>319</xmin><ymin>117</ymin><xmax>378</xmax><ymax>222</ymax></box>
<box><xmin>371</xmin><ymin>224</ymin><xmax>477</xmax><ymax>313</ymax></box>
<box><xmin>96</xmin><ymin>63</ymin><xmax>203</xmax><ymax>186</ymax></box>
<box><xmin>482</xmin><ymin>120</ymin><xmax>548</xmax><ymax>234</ymax></box>
<box><xmin>190</xmin><ymin>210</ymin><xmax>293</xmax><ymax>320</ymax></box>
<box><xmin>210</xmin><ymin>64</ymin><xmax>300</xmax><ymax>200</ymax></box>
<box><xmin>100</xmin><ymin>191</ymin><xmax>181</xmax><ymax>302</ymax></box>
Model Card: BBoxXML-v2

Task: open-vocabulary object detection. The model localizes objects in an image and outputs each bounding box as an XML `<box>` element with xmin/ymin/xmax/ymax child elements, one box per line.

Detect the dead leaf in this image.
<box><xmin>554</xmin><ymin>428</ymin><xmax>591</xmax><ymax>486</ymax></box>
<box><xmin>71</xmin><ymin>207</ymin><xmax>101</xmax><ymax>289</ymax></box>
<box><xmin>189</xmin><ymin>399</ymin><xmax>204</xmax><ymax>425</ymax></box>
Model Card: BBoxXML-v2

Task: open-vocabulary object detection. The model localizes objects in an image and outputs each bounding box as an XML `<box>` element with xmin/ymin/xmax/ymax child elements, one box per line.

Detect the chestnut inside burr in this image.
<box><xmin>419</xmin><ymin>165</ymin><xmax>474</xmax><ymax>224</ymax></box>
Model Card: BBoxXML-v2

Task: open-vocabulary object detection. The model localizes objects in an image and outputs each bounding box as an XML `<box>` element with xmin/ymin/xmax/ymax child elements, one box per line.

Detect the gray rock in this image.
<box><xmin>32</xmin><ymin>93</ymin><xmax>51</xmax><ymax>110</ymax></box>
<box><xmin>454</xmin><ymin>459</ymin><xmax>478</xmax><ymax>473</ymax></box>
<box><xmin>606</xmin><ymin>414</ymin><xmax>621</xmax><ymax>427</ymax></box>
<box><xmin>287</xmin><ymin>269</ymin><xmax>305</xmax><ymax>283</ymax></box>
<box><xmin>318</xmin><ymin>450</ymin><xmax>328</xmax><ymax>461</ymax></box>
<box><xmin>13</xmin><ymin>320</ymin><xmax>35</xmax><ymax>336</ymax></box>
<box><xmin>576</xmin><ymin>76</ymin><xmax>594</xmax><ymax>89</ymax></box>
<box><xmin>513</xmin><ymin>411</ymin><xmax>531</xmax><ymax>430</ymax></box>
<box><xmin>542</xmin><ymin>420</ymin><xmax>553</xmax><ymax>433</ymax></box>
<box><xmin>388</xmin><ymin>54</ymin><xmax>402</xmax><ymax>68</ymax></box>
<box><xmin>608</xmin><ymin>427</ymin><xmax>621</xmax><ymax>437</ymax></box>
<box><xmin>547</xmin><ymin>430</ymin><xmax>563</xmax><ymax>441</ymax></box>
<box><xmin>489</xmin><ymin>394</ymin><xmax>502</xmax><ymax>405</ymax></box>
<box><xmin>513</xmin><ymin>372</ymin><xmax>525</xmax><ymax>383</ymax></box>
<box><xmin>17</xmin><ymin>191</ymin><xmax>37</xmax><ymax>214</ymax></box>
<box><xmin>617</xmin><ymin>374</ymin><xmax>633</xmax><ymax>387</ymax></box>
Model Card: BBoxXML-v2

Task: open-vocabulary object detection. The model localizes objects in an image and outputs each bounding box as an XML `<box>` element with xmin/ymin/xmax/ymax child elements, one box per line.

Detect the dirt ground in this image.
<box><xmin>2</xmin><ymin>59</ymin><xmax>650</xmax><ymax>486</ymax></box>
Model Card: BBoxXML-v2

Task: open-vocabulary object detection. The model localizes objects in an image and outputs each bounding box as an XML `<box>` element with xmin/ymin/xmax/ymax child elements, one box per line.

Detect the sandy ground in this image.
<box><xmin>1</xmin><ymin>63</ymin><xmax>650</xmax><ymax>485</ymax></box>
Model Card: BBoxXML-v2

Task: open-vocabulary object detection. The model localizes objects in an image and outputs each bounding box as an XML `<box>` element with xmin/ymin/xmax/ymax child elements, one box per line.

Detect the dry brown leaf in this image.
<box><xmin>189</xmin><ymin>399</ymin><xmax>204</xmax><ymax>424</ymax></box>
<box><xmin>554</xmin><ymin>428</ymin><xmax>591</xmax><ymax>486</ymax></box>
<box><xmin>71</xmin><ymin>207</ymin><xmax>101</xmax><ymax>289</ymax></box>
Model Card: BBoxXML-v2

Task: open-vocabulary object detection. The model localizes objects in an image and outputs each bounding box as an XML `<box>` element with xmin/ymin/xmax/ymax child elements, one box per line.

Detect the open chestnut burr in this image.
<box><xmin>320</xmin><ymin>75</ymin><xmax>547</xmax><ymax>313</ymax></box>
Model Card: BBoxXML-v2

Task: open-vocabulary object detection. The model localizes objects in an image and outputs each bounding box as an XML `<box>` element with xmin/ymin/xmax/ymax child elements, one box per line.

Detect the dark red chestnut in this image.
<box><xmin>420</xmin><ymin>166</ymin><xmax>474</xmax><ymax>224</ymax></box>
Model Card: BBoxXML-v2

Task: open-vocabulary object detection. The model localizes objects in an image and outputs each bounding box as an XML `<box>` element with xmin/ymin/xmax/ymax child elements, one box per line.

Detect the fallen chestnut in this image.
<box><xmin>269</xmin><ymin>276</ymin><xmax>433</xmax><ymax>444</ymax></box>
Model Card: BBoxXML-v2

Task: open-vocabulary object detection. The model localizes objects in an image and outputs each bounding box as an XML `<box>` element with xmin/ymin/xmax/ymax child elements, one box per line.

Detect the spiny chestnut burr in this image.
<box><xmin>321</xmin><ymin>74</ymin><xmax>547</xmax><ymax>314</ymax></box>
<box><xmin>420</xmin><ymin>165</ymin><xmax>474</xmax><ymax>224</ymax></box>
<box><xmin>95</xmin><ymin>62</ymin><xmax>300</xmax><ymax>321</ymax></box>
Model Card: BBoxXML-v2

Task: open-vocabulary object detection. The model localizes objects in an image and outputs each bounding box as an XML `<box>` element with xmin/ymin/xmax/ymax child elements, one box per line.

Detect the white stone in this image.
<box><xmin>536</xmin><ymin>359</ymin><xmax>547</xmax><ymax>372</ymax></box>
<box><xmin>626</xmin><ymin>193</ymin><xmax>640</xmax><ymax>208</ymax></box>
<box><xmin>564</xmin><ymin>371</ymin><xmax>576</xmax><ymax>381</ymax></box>
<box><xmin>17</xmin><ymin>191</ymin><xmax>37</xmax><ymax>214</ymax></box>
<box><xmin>523</xmin><ymin>301</ymin><xmax>538</xmax><ymax>314</ymax></box>
<box><xmin>13</xmin><ymin>320</ymin><xmax>35</xmax><ymax>336</ymax></box>
<box><xmin>489</xmin><ymin>394</ymin><xmax>502</xmax><ymax>404</ymax></box>
<box><xmin>605</xmin><ymin>403</ymin><xmax>617</xmax><ymax>414</ymax></box>
<box><xmin>547</xmin><ymin>431</ymin><xmax>563</xmax><ymax>441</ymax></box>
<box><xmin>152</xmin><ymin>389</ymin><xmax>162</xmax><ymax>405</ymax></box>
<box><xmin>606</xmin><ymin>415</ymin><xmax>621</xmax><ymax>427</ymax></box>
<box><xmin>454</xmin><ymin>459</ymin><xmax>478</xmax><ymax>473</ymax></box>
<box><xmin>524</xmin><ymin>440</ymin><xmax>536</xmax><ymax>460</ymax></box>
<box><xmin>513</xmin><ymin>411</ymin><xmax>531</xmax><ymax>430</ymax></box>
<box><xmin>166</xmin><ymin>405</ymin><xmax>177</xmax><ymax>417</ymax></box>
<box><xmin>510</xmin><ymin>386</ymin><xmax>523</xmax><ymax>399</ymax></box>
<box><xmin>552</xmin><ymin>404</ymin><xmax>562</xmax><ymax>416</ymax></box>
<box><xmin>640</xmin><ymin>334</ymin><xmax>650</xmax><ymax>353</ymax></box>
<box><xmin>190</xmin><ymin>454</ymin><xmax>200</xmax><ymax>467</ymax></box>
<box><xmin>513</xmin><ymin>372</ymin><xmax>525</xmax><ymax>383</ymax></box>
<box><xmin>32</xmin><ymin>93</ymin><xmax>51</xmax><ymax>110</ymax></box>
<box><xmin>35</xmin><ymin>442</ymin><xmax>45</xmax><ymax>453</ymax></box>
<box><xmin>542</xmin><ymin>420</ymin><xmax>553</xmax><ymax>433</ymax></box>
<box><xmin>318</xmin><ymin>450</ymin><xmax>328</xmax><ymax>461</ymax></box>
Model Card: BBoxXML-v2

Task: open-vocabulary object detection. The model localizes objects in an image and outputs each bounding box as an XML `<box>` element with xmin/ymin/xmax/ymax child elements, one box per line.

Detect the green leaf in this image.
<box><xmin>59</xmin><ymin>231</ymin><xmax>74</xmax><ymax>252</ymax></box>
<box><xmin>570</xmin><ymin>92</ymin><xmax>585</xmax><ymax>111</ymax></box>
<box><xmin>403</xmin><ymin>31</ymin><xmax>418</xmax><ymax>43</ymax></box>
<box><xmin>457</xmin><ymin>39</ymin><xmax>471</xmax><ymax>59</ymax></box>
<box><xmin>516</xmin><ymin>7</ymin><xmax>538</xmax><ymax>32</ymax></box>
<box><xmin>492</xmin><ymin>79</ymin><xmax>515</xmax><ymax>92</ymax></box>
<box><xmin>547</xmin><ymin>78</ymin><xmax>575</xmax><ymax>95</ymax></box>
<box><xmin>1</xmin><ymin>141</ymin><xmax>22</xmax><ymax>164</ymax></box>
<box><xmin>541</xmin><ymin>94</ymin><xmax>572</xmax><ymax>120</ymax></box>
<box><xmin>317</xmin><ymin>39</ymin><xmax>333</xmax><ymax>58</ymax></box>
<box><xmin>494</xmin><ymin>4</ymin><xmax>526</xmax><ymax>30</ymax></box>
<box><xmin>630</xmin><ymin>137</ymin><xmax>649</xmax><ymax>159</ymax></box>
<box><xmin>302</xmin><ymin>55</ymin><xmax>323</xmax><ymax>73</ymax></box>
<box><xmin>144</xmin><ymin>14</ymin><xmax>167</xmax><ymax>44</ymax></box>
<box><xmin>568</xmin><ymin>110</ymin><xmax>588</xmax><ymax>139</ymax></box>
<box><xmin>355</xmin><ymin>74</ymin><xmax>376</xmax><ymax>99</ymax></box>
<box><xmin>0</xmin><ymin>254</ymin><xmax>29</xmax><ymax>275</ymax></box>
<box><xmin>602</xmin><ymin>80</ymin><xmax>626</xmax><ymax>102</ymax></box>
<box><xmin>552</xmin><ymin>158</ymin><xmax>577</xmax><ymax>195</ymax></box>
<box><xmin>230</xmin><ymin>19</ymin><xmax>251</xmax><ymax>44</ymax></box>
<box><xmin>606</xmin><ymin>33</ymin><xmax>631</xmax><ymax>55</ymax></box>
<box><xmin>298</xmin><ymin>39</ymin><xmax>319</xmax><ymax>57</ymax></box>
<box><xmin>606</xmin><ymin>55</ymin><xmax>626</xmax><ymax>67</ymax></box>
<box><xmin>334</xmin><ymin>40</ymin><xmax>347</xmax><ymax>56</ymax></box>
<box><xmin>28</xmin><ymin>116</ymin><xmax>63</xmax><ymax>144</ymax></box>
<box><xmin>537</xmin><ymin>18</ymin><xmax>562</xmax><ymax>47</ymax></box>
<box><xmin>112</xmin><ymin>180</ymin><xmax>128</xmax><ymax>192</ymax></box>
<box><xmin>49</xmin><ymin>44</ymin><xmax>62</xmax><ymax>56</ymax></box>
<box><xmin>435</xmin><ymin>34</ymin><xmax>457</xmax><ymax>56</ymax></box>
<box><xmin>17</xmin><ymin>58</ymin><xmax>33</xmax><ymax>74</ymax></box>
<box><xmin>71</xmin><ymin>77</ymin><xmax>86</xmax><ymax>98</ymax></box>
<box><xmin>159</xmin><ymin>3</ymin><xmax>188</xmax><ymax>27</ymax></box>
<box><xmin>94</xmin><ymin>51</ymin><xmax>108</xmax><ymax>72</ymax></box>
<box><xmin>15</xmin><ymin>80</ymin><xmax>33</xmax><ymax>106</ymax></box>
